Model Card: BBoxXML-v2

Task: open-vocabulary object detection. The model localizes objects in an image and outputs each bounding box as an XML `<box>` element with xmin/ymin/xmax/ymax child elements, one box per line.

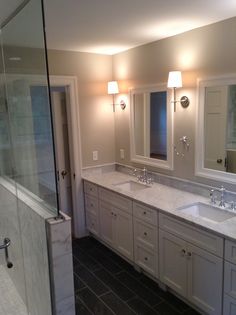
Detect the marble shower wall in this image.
<box><xmin>0</xmin><ymin>178</ymin><xmax>52</xmax><ymax>315</ymax></box>
<box><xmin>46</xmin><ymin>214</ymin><xmax>75</xmax><ymax>315</ymax></box>
<box><xmin>0</xmin><ymin>183</ymin><xmax>26</xmax><ymax>304</ymax></box>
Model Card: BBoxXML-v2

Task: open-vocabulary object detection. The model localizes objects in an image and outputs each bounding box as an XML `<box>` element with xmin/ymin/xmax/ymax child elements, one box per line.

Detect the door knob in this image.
<box><xmin>61</xmin><ymin>170</ymin><xmax>68</xmax><ymax>179</ymax></box>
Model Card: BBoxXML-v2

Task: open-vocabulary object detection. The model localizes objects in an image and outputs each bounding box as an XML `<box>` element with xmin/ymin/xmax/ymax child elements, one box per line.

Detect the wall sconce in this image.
<box><xmin>167</xmin><ymin>71</ymin><xmax>190</xmax><ymax>112</ymax></box>
<box><xmin>107</xmin><ymin>81</ymin><xmax>126</xmax><ymax>112</ymax></box>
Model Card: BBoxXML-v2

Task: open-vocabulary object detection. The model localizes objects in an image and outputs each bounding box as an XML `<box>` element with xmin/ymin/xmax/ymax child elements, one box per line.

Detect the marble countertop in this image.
<box><xmin>82</xmin><ymin>170</ymin><xmax>236</xmax><ymax>241</ymax></box>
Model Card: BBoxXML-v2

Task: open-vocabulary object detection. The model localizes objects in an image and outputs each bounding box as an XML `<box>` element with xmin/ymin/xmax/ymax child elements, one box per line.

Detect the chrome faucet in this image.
<box><xmin>219</xmin><ymin>186</ymin><xmax>226</xmax><ymax>208</ymax></box>
<box><xmin>209</xmin><ymin>186</ymin><xmax>236</xmax><ymax>211</ymax></box>
<box><xmin>137</xmin><ymin>167</ymin><xmax>153</xmax><ymax>185</ymax></box>
<box><xmin>209</xmin><ymin>186</ymin><xmax>226</xmax><ymax>208</ymax></box>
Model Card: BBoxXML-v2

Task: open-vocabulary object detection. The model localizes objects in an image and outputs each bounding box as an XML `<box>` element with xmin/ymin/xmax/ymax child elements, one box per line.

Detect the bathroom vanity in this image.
<box><xmin>83</xmin><ymin>170</ymin><xmax>236</xmax><ymax>315</ymax></box>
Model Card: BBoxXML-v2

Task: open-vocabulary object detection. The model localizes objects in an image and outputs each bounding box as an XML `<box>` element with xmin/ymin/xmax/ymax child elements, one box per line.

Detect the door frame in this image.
<box><xmin>50</xmin><ymin>75</ymin><xmax>85</xmax><ymax>238</ymax></box>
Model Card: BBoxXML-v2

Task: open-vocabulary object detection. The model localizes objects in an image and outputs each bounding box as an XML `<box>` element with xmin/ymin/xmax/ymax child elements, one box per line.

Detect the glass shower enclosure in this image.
<box><xmin>0</xmin><ymin>0</ymin><xmax>59</xmax><ymax>314</ymax></box>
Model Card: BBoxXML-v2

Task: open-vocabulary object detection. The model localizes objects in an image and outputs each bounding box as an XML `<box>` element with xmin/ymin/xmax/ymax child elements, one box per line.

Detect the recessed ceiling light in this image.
<box><xmin>9</xmin><ymin>57</ymin><xmax>21</xmax><ymax>61</ymax></box>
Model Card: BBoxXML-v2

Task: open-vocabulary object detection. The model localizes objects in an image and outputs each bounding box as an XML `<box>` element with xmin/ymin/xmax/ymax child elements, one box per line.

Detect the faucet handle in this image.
<box><xmin>132</xmin><ymin>168</ymin><xmax>137</xmax><ymax>176</ymax></box>
<box><xmin>220</xmin><ymin>185</ymin><xmax>226</xmax><ymax>193</ymax></box>
<box><xmin>210</xmin><ymin>189</ymin><xmax>216</xmax><ymax>204</ymax></box>
<box><xmin>229</xmin><ymin>201</ymin><xmax>236</xmax><ymax>211</ymax></box>
<box><xmin>147</xmin><ymin>175</ymin><xmax>154</xmax><ymax>185</ymax></box>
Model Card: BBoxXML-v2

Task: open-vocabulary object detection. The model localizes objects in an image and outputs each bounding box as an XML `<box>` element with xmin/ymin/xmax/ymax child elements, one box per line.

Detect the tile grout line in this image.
<box><xmin>100</xmin><ymin>291</ymin><xmax>140</xmax><ymax>315</ymax></box>
<box><xmin>73</xmin><ymin>251</ymin><xmax>139</xmax><ymax>302</ymax></box>
<box><xmin>74</xmin><ymin>294</ymin><xmax>93</xmax><ymax>315</ymax></box>
<box><xmin>73</xmin><ymin>245</ymin><xmax>165</xmax><ymax>313</ymax></box>
<box><xmin>74</xmin><ymin>271</ymin><xmax>111</xmax><ymax>297</ymax></box>
<box><xmin>73</xmin><ymin>238</ymin><xmax>200</xmax><ymax>315</ymax></box>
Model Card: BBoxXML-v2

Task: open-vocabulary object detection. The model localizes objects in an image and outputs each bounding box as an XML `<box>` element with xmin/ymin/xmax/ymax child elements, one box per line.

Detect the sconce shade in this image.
<box><xmin>108</xmin><ymin>81</ymin><xmax>119</xmax><ymax>94</ymax></box>
<box><xmin>167</xmin><ymin>71</ymin><xmax>182</xmax><ymax>88</ymax></box>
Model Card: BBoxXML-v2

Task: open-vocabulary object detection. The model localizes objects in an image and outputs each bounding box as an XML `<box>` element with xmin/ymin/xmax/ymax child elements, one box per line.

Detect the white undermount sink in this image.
<box><xmin>177</xmin><ymin>202</ymin><xmax>236</xmax><ymax>223</ymax></box>
<box><xmin>113</xmin><ymin>180</ymin><xmax>150</xmax><ymax>192</ymax></box>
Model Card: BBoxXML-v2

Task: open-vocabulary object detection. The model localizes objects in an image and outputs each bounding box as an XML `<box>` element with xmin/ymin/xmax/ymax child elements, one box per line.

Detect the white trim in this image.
<box><xmin>129</xmin><ymin>84</ymin><xmax>173</xmax><ymax>170</ymax></box>
<box><xmin>195</xmin><ymin>74</ymin><xmax>236</xmax><ymax>184</ymax></box>
<box><xmin>50</xmin><ymin>75</ymin><xmax>85</xmax><ymax>237</ymax></box>
<box><xmin>82</xmin><ymin>162</ymin><xmax>116</xmax><ymax>170</ymax></box>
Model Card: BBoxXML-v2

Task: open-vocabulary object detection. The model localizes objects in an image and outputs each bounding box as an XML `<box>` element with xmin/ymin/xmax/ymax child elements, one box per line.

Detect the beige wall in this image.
<box><xmin>47</xmin><ymin>17</ymin><xmax>236</xmax><ymax>190</ymax></box>
<box><xmin>47</xmin><ymin>49</ymin><xmax>115</xmax><ymax>167</ymax></box>
<box><xmin>113</xmin><ymin>17</ymin><xmax>236</xmax><ymax>189</ymax></box>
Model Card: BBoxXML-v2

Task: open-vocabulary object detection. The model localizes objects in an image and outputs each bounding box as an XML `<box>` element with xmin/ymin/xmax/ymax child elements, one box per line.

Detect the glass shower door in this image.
<box><xmin>0</xmin><ymin>0</ymin><xmax>59</xmax><ymax>314</ymax></box>
<box><xmin>0</xmin><ymin>72</ymin><xmax>28</xmax><ymax>315</ymax></box>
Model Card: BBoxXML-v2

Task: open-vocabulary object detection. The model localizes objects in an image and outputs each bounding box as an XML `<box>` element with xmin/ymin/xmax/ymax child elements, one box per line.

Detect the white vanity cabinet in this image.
<box><xmin>98</xmin><ymin>188</ymin><xmax>133</xmax><ymax>261</ymax></box>
<box><xmin>133</xmin><ymin>202</ymin><xmax>158</xmax><ymax>277</ymax></box>
<box><xmin>159</xmin><ymin>214</ymin><xmax>223</xmax><ymax>315</ymax></box>
<box><xmin>84</xmin><ymin>181</ymin><xmax>100</xmax><ymax>236</ymax></box>
<box><xmin>224</xmin><ymin>240</ymin><xmax>236</xmax><ymax>315</ymax></box>
<box><xmin>83</xmin><ymin>179</ymin><xmax>236</xmax><ymax>315</ymax></box>
<box><xmin>159</xmin><ymin>229</ymin><xmax>187</xmax><ymax>296</ymax></box>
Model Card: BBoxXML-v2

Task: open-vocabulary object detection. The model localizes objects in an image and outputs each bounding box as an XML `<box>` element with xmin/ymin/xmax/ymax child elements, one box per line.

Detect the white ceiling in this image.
<box><xmin>44</xmin><ymin>0</ymin><xmax>236</xmax><ymax>55</ymax></box>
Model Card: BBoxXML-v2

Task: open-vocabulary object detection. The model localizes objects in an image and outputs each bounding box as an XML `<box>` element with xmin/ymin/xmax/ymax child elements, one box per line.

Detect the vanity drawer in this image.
<box><xmin>159</xmin><ymin>213</ymin><xmax>223</xmax><ymax>257</ymax></box>
<box><xmin>134</xmin><ymin>243</ymin><xmax>157</xmax><ymax>277</ymax></box>
<box><xmin>133</xmin><ymin>202</ymin><xmax>158</xmax><ymax>226</ymax></box>
<box><xmin>85</xmin><ymin>194</ymin><xmax>98</xmax><ymax>215</ymax></box>
<box><xmin>86</xmin><ymin>211</ymin><xmax>99</xmax><ymax>236</ymax></box>
<box><xmin>84</xmin><ymin>181</ymin><xmax>98</xmax><ymax>197</ymax></box>
<box><xmin>225</xmin><ymin>240</ymin><xmax>236</xmax><ymax>264</ymax></box>
<box><xmin>134</xmin><ymin>218</ymin><xmax>157</xmax><ymax>250</ymax></box>
<box><xmin>99</xmin><ymin>187</ymin><xmax>132</xmax><ymax>214</ymax></box>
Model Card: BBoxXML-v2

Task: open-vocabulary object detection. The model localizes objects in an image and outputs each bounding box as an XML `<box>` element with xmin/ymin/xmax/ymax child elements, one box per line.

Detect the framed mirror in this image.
<box><xmin>196</xmin><ymin>75</ymin><xmax>236</xmax><ymax>183</ymax></box>
<box><xmin>130</xmin><ymin>84</ymin><xmax>173</xmax><ymax>169</ymax></box>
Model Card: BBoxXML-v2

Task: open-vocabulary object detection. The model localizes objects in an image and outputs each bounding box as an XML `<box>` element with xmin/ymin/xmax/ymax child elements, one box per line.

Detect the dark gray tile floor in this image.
<box><xmin>73</xmin><ymin>236</ymin><xmax>201</xmax><ymax>315</ymax></box>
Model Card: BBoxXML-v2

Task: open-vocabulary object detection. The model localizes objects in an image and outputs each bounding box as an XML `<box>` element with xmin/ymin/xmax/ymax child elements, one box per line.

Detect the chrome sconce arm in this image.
<box><xmin>107</xmin><ymin>81</ymin><xmax>126</xmax><ymax>112</ymax></box>
<box><xmin>168</xmin><ymin>71</ymin><xmax>190</xmax><ymax>112</ymax></box>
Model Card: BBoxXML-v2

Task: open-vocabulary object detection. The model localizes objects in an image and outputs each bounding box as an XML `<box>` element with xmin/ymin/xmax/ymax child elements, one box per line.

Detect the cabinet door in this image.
<box><xmin>187</xmin><ymin>243</ymin><xmax>223</xmax><ymax>315</ymax></box>
<box><xmin>114</xmin><ymin>208</ymin><xmax>133</xmax><ymax>261</ymax></box>
<box><xmin>224</xmin><ymin>261</ymin><xmax>236</xmax><ymax>299</ymax></box>
<box><xmin>159</xmin><ymin>229</ymin><xmax>187</xmax><ymax>297</ymax></box>
<box><xmin>99</xmin><ymin>201</ymin><xmax>113</xmax><ymax>246</ymax></box>
<box><xmin>224</xmin><ymin>294</ymin><xmax>236</xmax><ymax>315</ymax></box>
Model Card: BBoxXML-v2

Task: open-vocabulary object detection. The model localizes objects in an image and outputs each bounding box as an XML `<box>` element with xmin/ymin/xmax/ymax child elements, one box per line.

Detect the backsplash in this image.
<box><xmin>83</xmin><ymin>162</ymin><xmax>236</xmax><ymax>202</ymax></box>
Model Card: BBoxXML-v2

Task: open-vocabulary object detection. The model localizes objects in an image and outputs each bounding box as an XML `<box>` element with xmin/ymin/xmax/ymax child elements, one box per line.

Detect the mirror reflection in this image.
<box><xmin>130</xmin><ymin>86</ymin><xmax>172</xmax><ymax>169</ymax></box>
<box><xmin>133</xmin><ymin>91</ymin><xmax>167</xmax><ymax>160</ymax></box>
<box><xmin>204</xmin><ymin>83</ymin><xmax>236</xmax><ymax>174</ymax></box>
